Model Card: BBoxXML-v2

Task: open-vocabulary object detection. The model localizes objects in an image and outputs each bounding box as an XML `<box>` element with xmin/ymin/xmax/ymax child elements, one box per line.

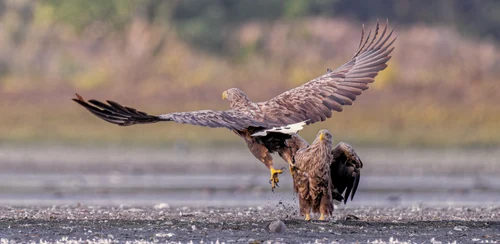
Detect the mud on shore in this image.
<box><xmin>0</xmin><ymin>205</ymin><xmax>498</xmax><ymax>243</ymax></box>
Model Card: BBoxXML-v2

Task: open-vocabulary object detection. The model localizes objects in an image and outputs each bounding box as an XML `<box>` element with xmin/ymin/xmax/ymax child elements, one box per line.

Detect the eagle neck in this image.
<box><xmin>230</xmin><ymin>97</ymin><xmax>259</xmax><ymax>112</ymax></box>
<box><xmin>310</xmin><ymin>137</ymin><xmax>333</xmax><ymax>165</ymax></box>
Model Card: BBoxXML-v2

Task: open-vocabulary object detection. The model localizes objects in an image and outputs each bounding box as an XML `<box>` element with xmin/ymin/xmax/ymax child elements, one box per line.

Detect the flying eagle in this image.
<box><xmin>290</xmin><ymin>130</ymin><xmax>363</xmax><ymax>221</ymax></box>
<box><xmin>72</xmin><ymin>21</ymin><xmax>393</xmax><ymax>190</ymax></box>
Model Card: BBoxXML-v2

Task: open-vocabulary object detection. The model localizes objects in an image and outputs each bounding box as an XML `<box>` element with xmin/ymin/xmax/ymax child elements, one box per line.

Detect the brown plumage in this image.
<box><xmin>72</xmin><ymin>21</ymin><xmax>391</xmax><ymax>190</ymax></box>
<box><xmin>330</xmin><ymin>142</ymin><xmax>363</xmax><ymax>204</ymax></box>
<box><xmin>288</xmin><ymin>132</ymin><xmax>363</xmax><ymax>220</ymax></box>
<box><xmin>293</xmin><ymin>130</ymin><xmax>334</xmax><ymax>221</ymax></box>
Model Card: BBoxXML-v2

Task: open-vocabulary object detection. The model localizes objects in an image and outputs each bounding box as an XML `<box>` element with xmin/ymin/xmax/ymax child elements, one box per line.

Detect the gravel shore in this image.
<box><xmin>0</xmin><ymin>205</ymin><xmax>498</xmax><ymax>243</ymax></box>
<box><xmin>1</xmin><ymin>146</ymin><xmax>499</xmax><ymax>243</ymax></box>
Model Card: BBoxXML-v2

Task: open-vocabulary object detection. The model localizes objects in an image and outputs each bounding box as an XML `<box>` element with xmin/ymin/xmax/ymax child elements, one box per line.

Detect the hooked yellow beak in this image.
<box><xmin>222</xmin><ymin>91</ymin><xmax>228</xmax><ymax>100</ymax></box>
<box><xmin>319</xmin><ymin>132</ymin><xmax>325</xmax><ymax>141</ymax></box>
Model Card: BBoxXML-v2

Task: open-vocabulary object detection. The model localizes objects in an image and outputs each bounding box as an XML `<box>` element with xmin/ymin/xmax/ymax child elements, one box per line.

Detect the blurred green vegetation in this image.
<box><xmin>35</xmin><ymin>0</ymin><xmax>500</xmax><ymax>53</ymax></box>
<box><xmin>1</xmin><ymin>0</ymin><xmax>500</xmax><ymax>148</ymax></box>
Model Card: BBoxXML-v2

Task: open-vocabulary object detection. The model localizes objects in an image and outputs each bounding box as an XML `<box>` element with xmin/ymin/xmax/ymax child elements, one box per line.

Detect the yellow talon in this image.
<box><xmin>305</xmin><ymin>213</ymin><xmax>311</xmax><ymax>221</ymax></box>
<box><xmin>319</xmin><ymin>213</ymin><xmax>326</xmax><ymax>221</ymax></box>
<box><xmin>269</xmin><ymin>167</ymin><xmax>283</xmax><ymax>190</ymax></box>
<box><xmin>270</xmin><ymin>167</ymin><xmax>283</xmax><ymax>176</ymax></box>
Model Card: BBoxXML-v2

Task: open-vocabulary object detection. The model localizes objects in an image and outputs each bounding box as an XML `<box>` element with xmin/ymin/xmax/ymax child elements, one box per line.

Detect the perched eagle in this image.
<box><xmin>292</xmin><ymin>130</ymin><xmax>335</xmax><ymax>221</ymax></box>
<box><xmin>290</xmin><ymin>130</ymin><xmax>363</xmax><ymax>221</ymax></box>
<box><xmin>72</xmin><ymin>21</ymin><xmax>393</xmax><ymax>190</ymax></box>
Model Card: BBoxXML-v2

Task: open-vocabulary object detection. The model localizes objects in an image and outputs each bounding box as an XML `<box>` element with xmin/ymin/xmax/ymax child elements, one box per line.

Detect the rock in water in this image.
<box><xmin>268</xmin><ymin>219</ymin><xmax>286</xmax><ymax>233</ymax></box>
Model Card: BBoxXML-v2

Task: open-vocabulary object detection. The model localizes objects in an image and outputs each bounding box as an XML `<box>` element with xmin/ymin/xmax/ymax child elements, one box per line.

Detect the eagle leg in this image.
<box><xmin>241</xmin><ymin>131</ymin><xmax>283</xmax><ymax>191</ymax></box>
<box><xmin>278</xmin><ymin>147</ymin><xmax>300</xmax><ymax>177</ymax></box>
<box><xmin>269</xmin><ymin>166</ymin><xmax>283</xmax><ymax>190</ymax></box>
<box><xmin>280</xmin><ymin>153</ymin><xmax>294</xmax><ymax>176</ymax></box>
<box><xmin>304</xmin><ymin>213</ymin><xmax>311</xmax><ymax>221</ymax></box>
<box><xmin>288</xmin><ymin>164</ymin><xmax>300</xmax><ymax>177</ymax></box>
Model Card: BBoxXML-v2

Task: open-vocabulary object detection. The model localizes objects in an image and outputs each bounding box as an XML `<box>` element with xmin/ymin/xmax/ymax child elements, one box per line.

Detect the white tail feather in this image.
<box><xmin>251</xmin><ymin>121</ymin><xmax>308</xmax><ymax>137</ymax></box>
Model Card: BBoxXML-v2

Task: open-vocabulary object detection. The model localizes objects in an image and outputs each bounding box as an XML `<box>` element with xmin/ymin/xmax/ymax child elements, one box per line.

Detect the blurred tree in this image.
<box><xmin>170</xmin><ymin>0</ymin><xmax>500</xmax><ymax>53</ymax></box>
<box><xmin>171</xmin><ymin>0</ymin><xmax>337</xmax><ymax>52</ymax></box>
<box><xmin>38</xmin><ymin>0</ymin><xmax>500</xmax><ymax>52</ymax></box>
<box><xmin>0</xmin><ymin>0</ymin><xmax>498</xmax><ymax>146</ymax></box>
<box><xmin>40</xmin><ymin>0</ymin><xmax>143</xmax><ymax>32</ymax></box>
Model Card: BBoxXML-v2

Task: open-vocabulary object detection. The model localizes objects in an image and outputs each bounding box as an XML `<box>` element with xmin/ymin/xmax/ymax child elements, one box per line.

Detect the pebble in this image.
<box><xmin>453</xmin><ymin>226</ymin><xmax>468</xmax><ymax>231</ymax></box>
<box><xmin>154</xmin><ymin>203</ymin><xmax>170</xmax><ymax>210</ymax></box>
<box><xmin>0</xmin><ymin>205</ymin><xmax>497</xmax><ymax>243</ymax></box>
<box><xmin>268</xmin><ymin>219</ymin><xmax>286</xmax><ymax>233</ymax></box>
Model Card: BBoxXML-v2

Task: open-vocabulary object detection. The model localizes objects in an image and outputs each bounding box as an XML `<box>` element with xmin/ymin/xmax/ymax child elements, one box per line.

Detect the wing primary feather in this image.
<box><xmin>106</xmin><ymin>100</ymin><xmax>131</xmax><ymax>115</ymax></box>
<box><xmin>352</xmin><ymin>23</ymin><xmax>365</xmax><ymax>58</ymax></box>
<box><xmin>357</xmin><ymin>40</ymin><xmax>394</xmax><ymax>62</ymax></box>
<box><xmin>74</xmin><ymin>101</ymin><xmax>126</xmax><ymax>125</ymax></box>
<box><xmin>322</xmin><ymin>99</ymin><xmax>343</xmax><ymax>112</ymax></box>
<box><xmin>374</xmin><ymin>28</ymin><xmax>394</xmax><ymax>50</ymax></box>
<box><xmin>73</xmin><ymin>99</ymin><xmax>126</xmax><ymax>120</ymax></box>
<box><xmin>355</xmin><ymin>28</ymin><xmax>372</xmax><ymax>58</ymax></box>
<box><xmin>337</xmin><ymin>86</ymin><xmax>363</xmax><ymax>95</ymax></box>
<box><xmin>364</xmin><ymin>20</ymin><xmax>380</xmax><ymax>51</ymax></box>
<box><xmin>343</xmin><ymin>72</ymin><xmax>378</xmax><ymax>79</ymax></box>
<box><xmin>353</xmin><ymin>56</ymin><xmax>391</xmax><ymax>71</ymax></box>
<box><xmin>351</xmin><ymin>169</ymin><xmax>361</xmax><ymax>201</ymax></box>
<box><xmin>327</xmin><ymin>95</ymin><xmax>347</xmax><ymax>106</ymax></box>
<box><xmin>349</xmin><ymin>64</ymin><xmax>387</xmax><ymax>74</ymax></box>
<box><xmin>88</xmin><ymin>100</ymin><xmax>123</xmax><ymax>115</ymax></box>
<box><xmin>340</xmin><ymin>82</ymin><xmax>369</xmax><ymax>91</ymax></box>
<box><xmin>357</xmin><ymin>39</ymin><xmax>395</xmax><ymax>62</ymax></box>
<box><xmin>335</xmin><ymin>89</ymin><xmax>357</xmax><ymax>101</ymax></box>
<box><xmin>343</xmin><ymin>179</ymin><xmax>353</xmax><ymax>204</ymax></box>
<box><xmin>256</xmin><ymin>21</ymin><xmax>395</xmax><ymax>127</ymax></box>
<box><xmin>371</xmin><ymin>19</ymin><xmax>389</xmax><ymax>49</ymax></box>
<box><xmin>124</xmin><ymin>106</ymin><xmax>144</xmax><ymax>117</ymax></box>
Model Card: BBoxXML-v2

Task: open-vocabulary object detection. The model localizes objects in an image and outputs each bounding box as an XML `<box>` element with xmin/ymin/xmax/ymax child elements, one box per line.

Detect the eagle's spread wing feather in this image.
<box><xmin>73</xmin><ymin>94</ymin><xmax>268</xmax><ymax>131</ymax></box>
<box><xmin>258</xmin><ymin>20</ymin><xmax>395</xmax><ymax>125</ymax></box>
<box><xmin>330</xmin><ymin>142</ymin><xmax>363</xmax><ymax>204</ymax></box>
<box><xmin>160</xmin><ymin>110</ymin><xmax>268</xmax><ymax>130</ymax></box>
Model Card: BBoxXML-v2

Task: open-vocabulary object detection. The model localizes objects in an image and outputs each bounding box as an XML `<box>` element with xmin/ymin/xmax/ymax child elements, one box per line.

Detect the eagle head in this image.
<box><xmin>315</xmin><ymin>129</ymin><xmax>333</xmax><ymax>148</ymax></box>
<box><xmin>222</xmin><ymin>88</ymin><xmax>250</xmax><ymax>108</ymax></box>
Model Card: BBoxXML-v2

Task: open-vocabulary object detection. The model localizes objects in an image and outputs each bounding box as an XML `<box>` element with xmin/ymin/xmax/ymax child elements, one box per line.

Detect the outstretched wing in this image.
<box><xmin>72</xmin><ymin>93</ymin><xmax>268</xmax><ymax>131</ymax></box>
<box><xmin>330</xmin><ymin>142</ymin><xmax>363</xmax><ymax>204</ymax></box>
<box><xmin>259</xmin><ymin>20</ymin><xmax>395</xmax><ymax>125</ymax></box>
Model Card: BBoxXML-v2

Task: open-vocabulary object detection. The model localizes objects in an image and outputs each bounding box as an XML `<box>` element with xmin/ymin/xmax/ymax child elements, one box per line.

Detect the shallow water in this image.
<box><xmin>1</xmin><ymin>173</ymin><xmax>499</xmax><ymax>207</ymax></box>
<box><xmin>0</xmin><ymin>146</ymin><xmax>499</xmax><ymax>208</ymax></box>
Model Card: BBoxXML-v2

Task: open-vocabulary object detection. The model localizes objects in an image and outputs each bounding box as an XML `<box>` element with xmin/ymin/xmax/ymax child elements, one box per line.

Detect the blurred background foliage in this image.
<box><xmin>1</xmin><ymin>0</ymin><xmax>500</xmax><ymax>147</ymax></box>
